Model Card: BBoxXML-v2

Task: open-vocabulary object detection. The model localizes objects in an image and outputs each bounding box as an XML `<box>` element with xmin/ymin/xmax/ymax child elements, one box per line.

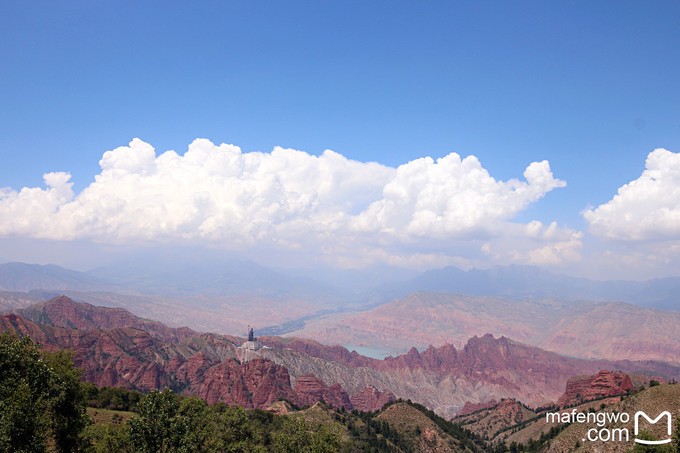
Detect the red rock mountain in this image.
<box><xmin>556</xmin><ymin>370</ymin><xmax>633</xmax><ymax>408</ymax></box>
<box><xmin>1</xmin><ymin>312</ymin><xmax>223</xmax><ymax>391</ymax></box>
<box><xmin>14</xmin><ymin>295</ymin><xmax>197</xmax><ymax>343</ymax></box>
<box><xmin>190</xmin><ymin>358</ymin><xmax>298</xmax><ymax>408</ymax></box>
<box><xmin>349</xmin><ymin>386</ymin><xmax>396</xmax><ymax>412</ymax></box>
<box><xmin>266</xmin><ymin>334</ymin><xmax>678</xmax><ymax>396</ymax></box>
<box><xmin>293</xmin><ymin>374</ymin><xmax>353</xmax><ymax>410</ymax></box>
<box><xmin>2</xmin><ymin>297</ymin><xmax>679</xmax><ymax>418</ymax></box>
<box><xmin>0</xmin><ymin>300</ymin><xmax>383</xmax><ymax>412</ymax></box>
<box><xmin>259</xmin><ymin>333</ymin><xmax>680</xmax><ymax>417</ymax></box>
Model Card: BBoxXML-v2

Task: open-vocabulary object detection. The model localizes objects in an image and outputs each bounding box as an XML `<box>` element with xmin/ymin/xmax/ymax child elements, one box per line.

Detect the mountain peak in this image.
<box><xmin>14</xmin><ymin>296</ymin><xmax>196</xmax><ymax>343</ymax></box>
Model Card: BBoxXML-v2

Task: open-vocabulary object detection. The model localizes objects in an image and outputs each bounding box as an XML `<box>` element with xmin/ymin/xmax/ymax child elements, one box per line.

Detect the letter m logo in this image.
<box><xmin>634</xmin><ymin>411</ymin><xmax>672</xmax><ymax>445</ymax></box>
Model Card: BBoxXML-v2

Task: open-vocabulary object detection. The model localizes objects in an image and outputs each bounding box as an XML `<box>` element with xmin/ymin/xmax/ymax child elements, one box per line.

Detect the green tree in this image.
<box><xmin>82</xmin><ymin>384</ymin><xmax>142</xmax><ymax>412</ymax></box>
<box><xmin>129</xmin><ymin>388</ymin><xmax>182</xmax><ymax>452</ymax></box>
<box><xmin>0</xmin><ymin>333</ymin><xmax>52</xmax><ymax>452</ymax></box>
<box><xmin>208</xmin><ymin>404</ymin><xmax>264</xmax><ymax>452</ymax></box>
<box><xmin>129</xmin><ymin>389</ymin><xmax>223</xmax><ymax>452</ymax></box>
<box><xmin>0</xmin><ymin>332</ymin><xmax>90</xmax><ymax>453</ymax></box>
<box><xmin>272</xmin><ymin>416</ymin><xmax>341</xmax><ymax>453</ymax></box>
<box><xmin>82</xmin><ymin>422</ymin><xmax>133</xmax><ymax>453</ymax></box>
<box><xmin>44</xmin><ymin>349</ymin><xmax>91</xmax><ymax>452</ymax></box>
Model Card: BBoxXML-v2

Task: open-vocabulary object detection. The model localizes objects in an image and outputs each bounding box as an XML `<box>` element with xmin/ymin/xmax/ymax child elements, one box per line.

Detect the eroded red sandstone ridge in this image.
<box><xmin>0</xmin><ymin>311</ymin><xmax>308</xmax><ymax>409</ymax></box>
<box><xmin>350</xmin><ymin>386</ymin><xmax>396</xmax><ymax>412</ymax></box>
<box><xmin>0</xmin><ymin>298</ymin><xmax>389</xmax><ymax>412</ymax></box>
<box><xmin>14</xmin><ymin>295</ymin><xmax>196</xmax><ymax>343</ymax></box>
<box><xmin>2</xmin><ymin>296</ymin><xmax>679</xmax><ymax>418</ymax></box>
<box><xmin>556</xmin><ymin>370</ymin><xmax>633</xmax><ymax>408</ymax></box>
<box><xmin>263</xmin><ymin>333</ymin><xmax>680</xmax><ymax>412</ymax></box>
<box><xmin>294</xmin><ymin>374</ymin><xmax>353</xmax><ymax>410</ymax></box>
<box><xmin>191</xmin><ymin>358</ymin><xmax>297</xmax><ymax>407</ymax></box>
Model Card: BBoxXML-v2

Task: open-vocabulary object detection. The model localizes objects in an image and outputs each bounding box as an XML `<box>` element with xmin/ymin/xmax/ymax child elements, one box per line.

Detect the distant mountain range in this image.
<box><xmin>2</xmin><ymin>261</ymin><xmax>678</xmax><ymax>310</ymax></box>
<box><xmin>0</xmin><ymin>261</ymin><xmax>343</xmax><ymax>335</ymax></box>
<box><xmin>1</xmin><ymin>261</ymin><xmax>678</xmax><ymax>343</ymax></box>
<box><xmin>87</xmin><ymin>258</ymin><xmax>348</xmax><ymax>302</ymax></box>
<box><xmin>0</xmin><ymin>262</ymin><xmax>121</xmax><ymax>293</ymax></box>
<box><xmin>384</xmin><ymin>264</ymin><xmax>680</xmax><ymax>310</ymax></box>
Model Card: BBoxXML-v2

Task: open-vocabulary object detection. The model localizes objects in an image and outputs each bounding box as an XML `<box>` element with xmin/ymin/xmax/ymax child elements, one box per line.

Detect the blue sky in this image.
<box><xmin>1</xmin><ymin>1</ymin><xmax>679</xmax><ymax>279</ymax></box>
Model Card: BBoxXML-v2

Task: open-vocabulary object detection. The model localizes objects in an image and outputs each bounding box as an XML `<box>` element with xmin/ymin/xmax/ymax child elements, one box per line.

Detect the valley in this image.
<box><xmin>284</xmin><ymin>291</ymin><xmax>680</xmax><ymax>363</ymax></box>
<box><xmin>2</xmin><ymin>261</ymin><xmax>680</xmax><ymax>451</ymax></box>
<box><xmin>2</xmin><ymin>261</ymin><xmax>680</xmax><ymax>365</ymax></box>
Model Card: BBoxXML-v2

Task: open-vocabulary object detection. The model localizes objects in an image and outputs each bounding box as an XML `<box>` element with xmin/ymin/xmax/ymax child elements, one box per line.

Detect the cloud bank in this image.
<box><xmin>0</xmin><ymin>138</ymin><xmax>575</xmax><ymax>268</ymax></box>
<box><xmin>584</xmin><ymin>148</ymin><xmax>680</xmax><ymax>241</ymax></box>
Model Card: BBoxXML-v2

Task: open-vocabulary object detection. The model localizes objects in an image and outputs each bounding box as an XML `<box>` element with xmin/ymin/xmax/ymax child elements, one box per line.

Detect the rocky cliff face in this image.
<box><xmin>260</xmin><ymin>337</ymin><xmax>378</xmax><ymax>368</ymax></box>
<box><xmin>256</xmin><ymin>333</ymin><xmax>680</xmax><ymax>417</ymax></box>
<box><xmin>190</xmin><ymin>358</ymin><xmax>297</xmax><ymax>409</ymax></box>
<box><xmin>350</xmin><ymin>386</ymin><xmax>396</xmax><ymax>412</ymax></box>
<box><xmin>556</xmin><ymin>370</ymin><xmax>633</xmax><ymax>407</ymax></box>
<box><xmin>0</xmin><ymin>309</ymin><xmax>345</xmax><ymax>411</ymax></box>
<box><xmin>0</xmin><ymin>311</ymin><xmax>211</xmax><ymax>390</ymax></box>
<box><xmin>293</xmin><ymin>374</ymin><xmax>353</xmax><ymax>410</ymax></box>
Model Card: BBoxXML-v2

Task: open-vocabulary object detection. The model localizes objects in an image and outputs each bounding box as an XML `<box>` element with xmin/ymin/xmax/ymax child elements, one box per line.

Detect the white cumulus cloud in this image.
<box><xmin>583</xmin><ymin>148</ymin><xmax>680</xmax><ymax>241</ymax></box>
<box><xmin>0</xmin><ymin>138</ymin><xmax>572</xmax><ymax>267</ymax></box>
<box><xmin>350</xmin><ymin>155</ymin><xmax>565</xmax><ymax>238</ymax></box>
